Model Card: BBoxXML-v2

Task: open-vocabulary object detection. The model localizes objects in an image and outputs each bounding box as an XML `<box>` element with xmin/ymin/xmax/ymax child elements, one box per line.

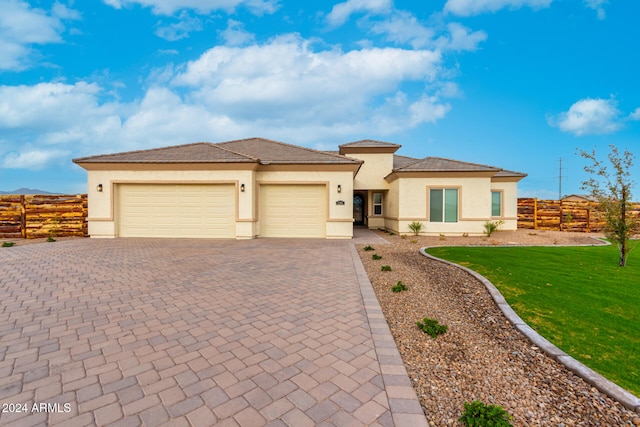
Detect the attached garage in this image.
<box><xmin>117</xmin><ymin>184</ymin><xmax>236</xmax><ymax>238</ymax></box>
<box><xmin>259</xmin><ymin>184</ymin><xmax>327</xmax><ymax>238</ymax></box>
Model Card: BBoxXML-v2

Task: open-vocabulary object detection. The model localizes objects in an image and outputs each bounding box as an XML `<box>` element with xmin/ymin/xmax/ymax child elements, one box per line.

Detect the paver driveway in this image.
<box><xmin>0</xmin><ymin>238</ymin><xmax>428</xmax><ymax>426</ymax></box>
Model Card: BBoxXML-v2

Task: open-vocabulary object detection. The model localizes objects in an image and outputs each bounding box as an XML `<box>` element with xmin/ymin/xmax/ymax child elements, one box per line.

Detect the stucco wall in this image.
<box><xmin>384</xmin><ymin>176</ymin><xmax>516</xmax><ymax>235</ymax></box>
<box><xmin>86</xmin><ymin>168</ymin><xmax>354</xmax><ymax>239</ymax></box>
<box><xmin>348</xmin><ymin>153</ymin><xmax>393</xmax><ymax>190</ymax></box>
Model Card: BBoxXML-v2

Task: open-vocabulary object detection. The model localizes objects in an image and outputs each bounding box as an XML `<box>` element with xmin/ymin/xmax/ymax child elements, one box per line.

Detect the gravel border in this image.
<box><xmin>421</xmin><ymin>246</ymin><xmax>640</xmax><ymax>413</ymax></box>
<box><xmin>357</xmin><ymin>229</ymin><xmax>640</xmax><ymax>426</ymax></box>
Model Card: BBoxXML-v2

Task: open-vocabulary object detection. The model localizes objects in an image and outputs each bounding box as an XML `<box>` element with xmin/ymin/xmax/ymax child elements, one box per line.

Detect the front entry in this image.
<box><xmin>353</xmin><ymin>193</ymin><xmax>365</xmax><ymax>226</ymax></box>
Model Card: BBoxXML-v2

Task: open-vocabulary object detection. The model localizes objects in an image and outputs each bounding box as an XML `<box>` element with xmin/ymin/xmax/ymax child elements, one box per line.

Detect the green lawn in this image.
<box><xmin>426</xmin><ymin>244</ymin><xmax>640</xmax><ymax>396</ymax></box>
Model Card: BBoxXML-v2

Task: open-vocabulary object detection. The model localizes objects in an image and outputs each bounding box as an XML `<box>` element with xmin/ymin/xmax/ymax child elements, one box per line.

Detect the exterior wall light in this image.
<box><xmin>97</xmin><ymin>184</ymin><xmax>103</xmax><ymax>192</ymax></box>
<box><xmin>240</xmin><ymin>184</ymin><xmax>245</xmax><ymax>192</ymax></box>
<box><xmin>337</xmin><ymin>185</ymin><xmax>342</xmax><ymax>193</ymax></box>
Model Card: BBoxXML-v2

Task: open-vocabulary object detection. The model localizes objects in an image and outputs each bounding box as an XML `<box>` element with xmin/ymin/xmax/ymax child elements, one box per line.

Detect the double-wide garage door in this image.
<box><xmin>118</xmin><ymin>184</ymin><xmax>235</xmax><ymax>238</ymax></box>
<box><xmin>260</xmin><ymin>184</ymin><xmax>326</xmax><ymax>238</ymax></box>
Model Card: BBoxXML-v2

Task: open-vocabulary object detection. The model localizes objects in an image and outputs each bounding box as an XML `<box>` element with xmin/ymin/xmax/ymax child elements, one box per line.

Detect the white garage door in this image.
<box><xmin>260</xmin><ymin>184</ymin><xmax>326</xmax><ymax>238</ymax></box>
<box><xmin>118</xmin><ymin>184</ymin><xmax>235</xmax><ymax>238</ymax></box>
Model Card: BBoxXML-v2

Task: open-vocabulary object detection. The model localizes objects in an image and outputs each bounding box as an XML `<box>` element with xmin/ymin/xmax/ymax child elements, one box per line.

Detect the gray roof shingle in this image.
<box><xmin>73</xmin><ymin>138</ymin><xmax>360</xmax><ymax>165</ymax></box>
<box><xmin>73</xmin><ymin>142</ymin><xmax>256</xmax><ymax>164</ymax></box>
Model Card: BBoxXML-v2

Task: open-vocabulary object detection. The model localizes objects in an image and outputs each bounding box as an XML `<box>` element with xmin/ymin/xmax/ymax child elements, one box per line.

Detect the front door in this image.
<box><xmin>353</xmin><ymin>194</ymin><xmax>365</xmax><ymax>226</ymax></box>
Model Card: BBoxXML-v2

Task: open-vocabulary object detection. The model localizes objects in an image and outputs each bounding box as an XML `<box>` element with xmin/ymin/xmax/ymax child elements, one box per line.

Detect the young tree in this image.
<box><xmin>579</xmin><ymin>145</ymin><xmax>639</xmax><ymax>266</ymax></box>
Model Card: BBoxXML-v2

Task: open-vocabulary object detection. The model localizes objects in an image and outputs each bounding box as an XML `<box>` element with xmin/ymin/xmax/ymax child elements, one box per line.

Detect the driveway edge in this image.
<box><xmin>349</xmin><ymin>244</ymin><xmax>431</xmax><ymax>427</ymax></box>
<box><xmin>420</xmin><ymin>247</ymin><xmax>640</xmax><ymax>413</ymax></box>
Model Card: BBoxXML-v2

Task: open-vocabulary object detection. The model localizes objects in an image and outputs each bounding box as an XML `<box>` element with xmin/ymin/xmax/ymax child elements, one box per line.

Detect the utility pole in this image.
<box><xmin>558</xmin><ymin>157</ymin><xmax>563</xmax><ymax>199</ymax></box>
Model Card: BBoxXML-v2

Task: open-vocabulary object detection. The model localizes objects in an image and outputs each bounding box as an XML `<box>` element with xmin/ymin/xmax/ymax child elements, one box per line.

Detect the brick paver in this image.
<box><xmin>0</xmin><ymin>233</ymin><xmax>428</xmax><ymax>426</ymax></box>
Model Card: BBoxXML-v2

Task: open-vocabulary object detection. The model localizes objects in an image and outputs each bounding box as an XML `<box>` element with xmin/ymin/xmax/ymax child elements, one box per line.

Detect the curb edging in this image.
<box><xmin>420</xmin><ymin>247</ymin><xmax>640</xmax><ymax>413</ymax></box>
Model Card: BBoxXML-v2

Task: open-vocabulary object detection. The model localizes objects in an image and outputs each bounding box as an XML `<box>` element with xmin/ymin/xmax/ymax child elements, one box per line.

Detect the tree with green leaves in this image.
<box><xmin>578</xmin><ymin>145</ymin><xmax>639</xmax><ymax>266</ymax></box>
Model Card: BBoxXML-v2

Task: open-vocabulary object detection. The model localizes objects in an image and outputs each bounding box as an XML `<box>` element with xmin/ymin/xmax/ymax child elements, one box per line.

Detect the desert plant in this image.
<box><xmin>392</xmin><ymin>281</ymin><xmax>407</xmax><ymax>292</ymax></box>
<box><xmin>381</xmin><ymin>265</ymin><xmax>392</xmax><ymax>271</ymax></box>
<box><xmin>410</xmin><ymin>239</ymin><xmax>418</xmax><ymax>244</ymax></box>
<box><xmin>439</xmin><ymin>233</ymin><xmax>446</xmax><ymax>241</ymax></box>
<box><xmin>48</xmin><ymin>216</ymin><xmax>60</xmax><ymax>242</ymax></box>
<box><xmin>372</xmin><ymin>254</ymin><xmax>382</xmax><ymax>260</ymax></box>
<box><xmin>408</xmin><ymin>221</ymin><xmax>423</xmax><ymax>236</ymax></box>
<box><xmin>483</xmin><ymin>220</ymin><xmax>504</xmax><ymax>237</ymax></box>
<box><xmin>363</xmin><ymin>245</ymin><xmax>374</xmax><ymax>251</ymax></box>
<box><xmin>459</xmin><ymin>400</ymin><xmax>513</xmax><ymax>427</ymax></box>
<box><xmin>416</xmin><ymin>317</ymin><xmax>447</xmax><ymax>338</ymax></box>
<box><xmin>2</xmin><ymin>242</ymin><xmax>15</xmax><ymax>247</ymax></box>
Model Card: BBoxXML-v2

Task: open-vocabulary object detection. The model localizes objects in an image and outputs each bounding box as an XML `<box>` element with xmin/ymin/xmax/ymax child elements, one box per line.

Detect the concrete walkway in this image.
<box><xmin>0</xmin><ymin>237</ymin><xmax>428</xmax><ymax>426</ymax></box>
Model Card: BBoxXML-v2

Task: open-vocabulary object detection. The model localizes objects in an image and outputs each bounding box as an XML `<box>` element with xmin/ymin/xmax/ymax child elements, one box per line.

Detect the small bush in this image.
<box><xmin>439</xmin><ymin>233</ymin><xmax>446</xmax><ymax>241</ymax></box>
<box><xmin>372</xmin><ymin>254</ymin><xmax>382</xmax><ymax>260</ymax></box>
<box><xmin>363</xmin><ymin>245</ymin><xmax>374</xmax><ymax>251</ymax></box>
<box><xmin>410</xmin><ymin>239</ymin><xmax>418</xmax><ymax>244</ymax></box>
<box><xmin>47</xmin><ymin>236</ymin><xmax>56</xmax><ymax>242</ymax></box>
<box><xmin>416</xmin><ymin>317</ymin><xmax>448</xmax><ymax>338</ymax></box>
<box><xmin>459</xmin><ymin>401</ymin><xmax>513</xmax><ymax>427</ymax></box>
<box><xmin>392</xmin><ymin>281</ymin><xmax>407</xmax><ymax>292</ymax></box>
<box><xmin>408</xmin><ymin>221</ymin><xmax>423</xmax><ymax>236</ymax></box>
<box><xmin>2</xmin><ymin>242</ymin><xmax>15</xmax><ymax>247</ymax></box>
<box><xmin>483</xmin><ymin>220</ymin><xmax>504</xmax><ymax>237</ymax></box>
<box><xmin>381</xmin><ymin>265</ymin><xmax>392</xmax><ymax>271</ymax></box>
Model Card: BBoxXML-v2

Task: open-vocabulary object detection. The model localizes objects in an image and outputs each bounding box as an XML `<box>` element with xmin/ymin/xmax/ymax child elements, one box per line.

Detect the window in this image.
<box><xmin>373</xmin><ymin>193</ymin><xmax>383</xmax><ymax>216</ymax></box>
<box><xmin>429</xmin><ymin>188</ymin><xmax>458</xmax><ymax>222</ymax></box>
<box><xmin>491</xmin><ymin>191</ymin><xmax>502</xmax><ymax>217</ymax></box>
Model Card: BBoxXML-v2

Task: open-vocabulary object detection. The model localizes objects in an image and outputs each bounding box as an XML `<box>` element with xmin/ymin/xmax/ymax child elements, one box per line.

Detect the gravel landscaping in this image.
<box><xmin>357</xmin><ymin>229</ymin><xmax>640</xmax><ymax>427</ymax></box>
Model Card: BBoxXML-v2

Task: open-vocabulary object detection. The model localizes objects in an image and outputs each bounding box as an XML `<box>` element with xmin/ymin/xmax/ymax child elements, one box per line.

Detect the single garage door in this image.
<box><xmin>260</xmin><ymin>184</ymin><xmax>326</xmax><ymax>238</ymax></box>
<box><xmin>118</xmin><ymin>184</ymin><xmax>235</xmax><ymax>238</ymax></box>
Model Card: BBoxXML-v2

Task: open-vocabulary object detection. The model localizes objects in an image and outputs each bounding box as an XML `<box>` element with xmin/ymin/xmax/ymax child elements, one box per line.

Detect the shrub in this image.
<box><xmin>381</xmin><ymin>265</ymin><xmax>392</xmax><ymax>271</ymax></box>
<box><xmin>483</xmin><ymin>220</ymin><xmax>504</xmax><ymax>237</ymax></box>
<box><xmin>408</xmin><ymin>221</ymin><xmax>423</xmax><ymax>236</ymax></box>
<box><xmin>459</xmin><ymin>401</ymin><xmax>513</xmax><ymax>427</ymax></box>
<box><xmin>392</xmin><ymin>281</ymin><xmax>407</xmax><ymax>292</ymax></box>
<box><xmin>416</xmin><ymin>317</ymin><xmax>448</xmax><ymax>338</ymax></box>
<box><xmin>372</xmin><ymin>254</ymin><xmax>382</xmax><ymax>260</ymax></box>
<box><xmin>2</xmin><ymin>242</ymin><xmax>15</xmax><ymax>247</ymax></box>
<box><xmin>363</xmin><ymin>245</ymin><xmax>374</xmax><ymax>251</ymax></box>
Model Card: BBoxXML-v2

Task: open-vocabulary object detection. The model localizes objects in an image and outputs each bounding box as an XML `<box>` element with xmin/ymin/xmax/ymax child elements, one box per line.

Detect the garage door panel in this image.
<box><xmin>260</xmin><ymin>185</ymin><xmax>326</xmax><ymax>238</ymax></box>
<box><xmin>118</xmin><ymin>184</ymin><xmax>235</xmax><ymax>238</ymax></box>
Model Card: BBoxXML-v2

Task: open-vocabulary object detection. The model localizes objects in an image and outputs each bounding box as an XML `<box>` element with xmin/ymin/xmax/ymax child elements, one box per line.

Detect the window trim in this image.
<box><xmin>428</xmin><ymin>187</ymin><xmax>459</xmax><ymax>223</ymax></box>
<box><xmin>491</xmin><ymin>190</ymin><xmax>503</xmax><ymax>217</ymax></box>
<box><xmin>372</xmin><ymin>192</ymin><xmax>383</xmax><ymax>216</ymax></box>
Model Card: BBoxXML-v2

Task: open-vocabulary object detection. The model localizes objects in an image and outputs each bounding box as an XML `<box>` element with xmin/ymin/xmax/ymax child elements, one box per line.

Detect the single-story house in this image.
<box><xmin>73</xmin><ymin>137</ymin><xmax>526</xmax><ymax>239</ymax></box>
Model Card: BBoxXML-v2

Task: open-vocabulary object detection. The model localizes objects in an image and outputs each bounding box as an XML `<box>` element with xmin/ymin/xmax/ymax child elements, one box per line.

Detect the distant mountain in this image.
<box><xmin>0</xmin><ymin>188</ymin><xmax>57</xmax><ymax>195</ymax></box>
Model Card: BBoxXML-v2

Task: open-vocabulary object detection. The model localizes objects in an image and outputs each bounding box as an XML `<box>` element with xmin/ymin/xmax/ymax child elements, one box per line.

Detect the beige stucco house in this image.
<box><xmin>73</xmin><ymin>137</ymin><xmax>526</xmax><ymax>239</ymax></box>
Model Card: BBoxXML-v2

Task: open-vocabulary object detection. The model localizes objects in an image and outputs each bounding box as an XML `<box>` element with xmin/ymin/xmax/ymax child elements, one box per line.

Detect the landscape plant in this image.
<box><xmin>416</xmin><ymin>317</ymin><xmax>448</xmax><ymax>338</ymax></box>
<box><xmin>381</xmin><ymin>265</ymin><xmax>392</xmax><ymax>271</ymax></box>
<box><xmin>483</xmin><ymin>220</ymin><xmax>504</xmax><ymax>237</ymax></box>
<box><xmin>2</xmin><ymin>242</ymin><xmax>15</xmax><ymax>247</ymax></box>
<box><xmin>459</xmin><ymin>400</ymin><xmax>513</xmax><ymax>427</ymax></box>
<box><xmin>408</xmin><ymin>221</ymin><xmax>423</xmax><ymax>236</ymax></box>
<box><xmin>363</xmin><ymin>245</ymin><xmax>374</xmax><ymax>251</ymax></box>
<box><xmin>391</xmin><ymin>281</ymin><xmax>407</xmax><ymax>292</ymax></box>
<box><xmin>372</xmin><ymin>254</ymin><xmax>382</xmax><ymax>260</ymax></box>
<box><xmin>579</xmin><ymin>145</ymin><xmax>639</xmax><ymax>266</ymax></box>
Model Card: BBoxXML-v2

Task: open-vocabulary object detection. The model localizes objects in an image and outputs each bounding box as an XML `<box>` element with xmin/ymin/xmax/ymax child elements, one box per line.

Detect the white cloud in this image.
<box><xmin>368</xmin><ymin>11</ymin><xmax>435</xmax><ymax>49</ymax></box>
<box><xmin>436</xmin><ymin>23</ymin><xmax>487</xmax><ymax>51</ymax></box>
<box><xmin>220</xmin><ymin>19</ymin><xmax>255</xmax><ymax>46</ymax></box>
<box><xmin>0</xmin><ymin>32</ymin><xmax>457</xmax><ymax>170</ymax></box>
<box><xmin>444</xmin><ymin>0</ymin><xmax>553</xmax><ymax>16</ymax></box>
<box><xmin>629</xmin><ymin>108</ymin><xmax>640</xmax><ymax>121</ymax></box>
<box><xmin>0</xmin><ymin>0</ymin><xmax>79</xmax><ymax>70</ymax></box>
<box><xmin>155</xmin><ymin>11</ymin><xmax>202</xmax><ymax>41</ymax></box>
<box><xmin>549</xmin><ymin>98</ymin><xmax>623</xmax><ymax>136</ymax></box>
<box><xmin>2</xmin><ymin>149</ymin><xmax>69</xmax><ymax>170</ymax></box>
<box><xmin>171</xmin><ymin>34</ymin><xmax>444</xmax><ymax>130</ymax></box>
<box><xmin>584</xmin><ymin>0</ymin><xmax>607</xmax><ymax>20</ymax></box>
<box><xmin>326</xmin><ymin>0</ymin><xmax>393</xmax><ymax>27</ymax></box>
<box><xmin>102</xmin><ymin>0</ymin><xmax>279</xmax><ymax>16</ymax></box>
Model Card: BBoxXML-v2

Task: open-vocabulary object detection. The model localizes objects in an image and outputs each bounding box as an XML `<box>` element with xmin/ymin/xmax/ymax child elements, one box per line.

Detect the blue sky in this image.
<box><xmin>1</xmin><ymin>0</ymin><xmax>639</xmax><ymax>197</ymax></box>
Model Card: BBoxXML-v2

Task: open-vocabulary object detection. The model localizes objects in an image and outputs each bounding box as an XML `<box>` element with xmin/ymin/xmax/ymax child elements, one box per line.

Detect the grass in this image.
<box><xmin>426</xmin><ymin>244</ymin><xmax>640</xmax><ymax>396</ymax></box>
